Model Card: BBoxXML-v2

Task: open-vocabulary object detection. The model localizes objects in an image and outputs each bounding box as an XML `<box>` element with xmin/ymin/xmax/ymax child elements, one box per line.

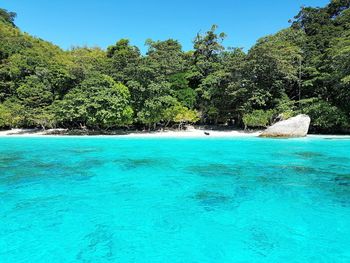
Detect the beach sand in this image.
<box><xmin>1</xmin><ymin>128</ymin><xmax>348</xmax><ymax>139</ymax></box>
<box><xmin>0</xmin><ymin>128</ymin><xmax>262</xmax><ymax>138</ymax></box>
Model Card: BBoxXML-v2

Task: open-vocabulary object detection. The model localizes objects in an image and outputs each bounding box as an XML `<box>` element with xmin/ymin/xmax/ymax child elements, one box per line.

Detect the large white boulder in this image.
<box><xmin>260</xmin><ymin>114</ymin><xmax>311</xmax><ymax>138</ymax></box>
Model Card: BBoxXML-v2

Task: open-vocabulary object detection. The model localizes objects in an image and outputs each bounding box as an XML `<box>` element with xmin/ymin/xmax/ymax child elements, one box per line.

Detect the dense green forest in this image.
<box><xmin>0</xmin><ymin>0</ymin><xmax>349</xmax><ymax>133</ymax></box>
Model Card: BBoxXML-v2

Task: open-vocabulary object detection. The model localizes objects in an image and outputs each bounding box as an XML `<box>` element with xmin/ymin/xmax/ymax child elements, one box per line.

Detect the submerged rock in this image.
<box><xmin>260</xmin><ymin>114</ymin><xmax>311</xmax><ymax>138</ymax></box>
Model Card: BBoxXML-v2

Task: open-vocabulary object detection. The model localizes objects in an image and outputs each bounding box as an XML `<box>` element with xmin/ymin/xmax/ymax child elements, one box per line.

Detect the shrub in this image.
<box><xmin>299</xmin><ymin>98</ymin><xmax>349</xmax><ymax>132</ymax></box>
<box><xmin>243</xmin><ymin>110</ymin><xmax>274</xmax><ymax>129</ymax></box>
<box><xmin>0</xmin><ymin>101</ymin><xmax>25</xmax><ymax>128</ymax></box>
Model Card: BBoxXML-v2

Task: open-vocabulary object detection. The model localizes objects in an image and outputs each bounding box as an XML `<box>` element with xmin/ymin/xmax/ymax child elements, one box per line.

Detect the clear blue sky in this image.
<box><xmin>2</xmin><ymin>0</ymin><xmax>329</xmax><ymax>53</ymax></box>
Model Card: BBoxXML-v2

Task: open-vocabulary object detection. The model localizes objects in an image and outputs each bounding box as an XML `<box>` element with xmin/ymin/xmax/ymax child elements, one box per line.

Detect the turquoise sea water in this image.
<box><xmin>0</xmin><ymin>137</ymin><xmax>350</xmax><ymax>263</ymax></box>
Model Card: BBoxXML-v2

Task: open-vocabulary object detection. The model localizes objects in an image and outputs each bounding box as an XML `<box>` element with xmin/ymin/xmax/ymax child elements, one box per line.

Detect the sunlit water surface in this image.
<box><xmin>0</xmin><ymin>137</ymin><xmax>350</xmax><ymax>262</ymax></box>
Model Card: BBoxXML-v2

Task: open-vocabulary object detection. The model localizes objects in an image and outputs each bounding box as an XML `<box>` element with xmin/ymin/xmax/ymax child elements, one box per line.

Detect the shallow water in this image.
<box><xmin>0</xmin><ymin>137</ymin><xmax>349</xmax><ymax>262</ymax></box>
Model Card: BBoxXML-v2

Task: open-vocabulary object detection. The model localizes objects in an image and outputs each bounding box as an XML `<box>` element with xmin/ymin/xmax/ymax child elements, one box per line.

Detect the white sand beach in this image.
<box><xmin>124</xmin><ymin>129</ymin><xmax>262</xmax><ymax>138</ymax></box>
<box><xmin>0</xmin><ymin>128</ymin><xmax>262</xmax><ymax>137</ymax></box>
<box><xmin>1</xmin><ymin>128</ymin><xmax>349</xmax><ymax>138</ymax></box>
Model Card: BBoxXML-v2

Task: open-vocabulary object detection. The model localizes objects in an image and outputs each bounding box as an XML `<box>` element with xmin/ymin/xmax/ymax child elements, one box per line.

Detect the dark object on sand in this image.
<box><xmin>204</xmin><ymin>132</ymin><xmax>210</xmax><ymax>136</ymax></box>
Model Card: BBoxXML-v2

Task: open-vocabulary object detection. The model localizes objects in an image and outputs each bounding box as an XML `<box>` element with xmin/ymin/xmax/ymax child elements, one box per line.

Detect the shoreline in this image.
<box><xmin>0</xmin><ymin>128</ymin><xmax>349</xmax><ymax>139</ymax></box>
<box><xmin>0</xmin><ymin>128</ymin><xmax>262</xmax><ymax>138</ymax></box>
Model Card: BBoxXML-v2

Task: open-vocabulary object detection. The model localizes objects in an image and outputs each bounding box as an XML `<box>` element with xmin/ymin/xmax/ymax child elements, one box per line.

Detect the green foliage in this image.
<box><xmin>137</xmin><ymin>95</ymin><xmax>177</xmax><ymax>127</ymax></box>
<box><xmin>244</xmin><ymin>28</ymin><xmax>305</xmax><ymax>109</ymax></box>
<box><xmin>193</xmin><ymin>25</ymin><xmax>226</xmax><ymax>76</ymax></box>
<box><xmin>106</xmin><ymin>39</ymin><xmax>140</xmax><ymax>83</ymax></box>
<box><xmin>146</xmin><ymin>39</ymin><xmax>187</xmax><ymax>78</ymax></box>
<box><xmin>274</xmin><ymin>95</ymin><xmax>297</xmax><ymax>119</ymax></box>
<box><xmin>299</xmin><ymin>99</ymin><xmax>349</xmax><ymax>131</ymax></box>
<box><xmin>163</xmin><ymin>103</ymin><xmax>199</xmax><ymax>128</ymax></box>
<box><xmin>28</xmin><ymin>107</ymin><xmax>56</xmax><ymax>129</ymax></box>
<box><xmin>17</xmin><ymin>75</ymin><xmax>53</xmax><ymax>108</ymax></box>
<box><xmin>243</xmin><ymin>110</ymin><xmax>274</xmax><ymax>129</ymax></box>
<box><xmin>174</xmin><ymin>88</ymin><xmax>197</xmax><ymax>109</ymax></box>
<box><xmin>0</xmin><ymin>2</ymin><xmax>349</xmax><ymax>133</ymax></box>
<box><xmin>169</xmin><ymin>73</ymin><xmax>197</xmax><ymax>108</ymax></box>
<box><xmin>0</xmin><ymin>8</ymin><xmax>16</xmax><ymax>26</ymax></box>
<box><xmin>69</xmin><ymin>47</ymin><xmax>108</xmax><ymax>82</ymax></box>
<box><xmin>0</xmin><ymin>100</ymin><xmax>25</xmax><ymax>128</ymax></box>
<box><xmin>54</xmin><ymin>74</ymin><xmax>133</xmax><ymax>129</ymax></box>
<box><xmin>173</xmin><ymin>107</ymin><xmax>200</xmax><ymax>128</ymax></box>
<box><xmin>191</xmin><ymin>25</ymin><xmax>227</xmax><ymax>117</ymax></box>
<box><xmin>0</xmin><ymin>104</ymin><xmax>11</xmax><ymax>128</ymax></box>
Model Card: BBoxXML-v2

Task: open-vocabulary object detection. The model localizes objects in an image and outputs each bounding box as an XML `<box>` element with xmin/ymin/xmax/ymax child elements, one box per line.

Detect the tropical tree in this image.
<box><xmin>54</xmin><ymin>74</ymin><xmax>133</xmax><ymax>129</ymax></box>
